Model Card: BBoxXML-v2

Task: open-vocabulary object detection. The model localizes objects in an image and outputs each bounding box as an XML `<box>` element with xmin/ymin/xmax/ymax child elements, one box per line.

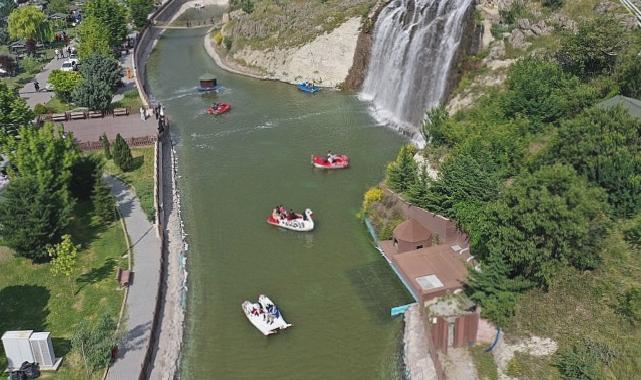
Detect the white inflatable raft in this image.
<box><xmin>242</xmin><ymin>296</ymin><xmax>292</xmax><ymax>336</ymax></box>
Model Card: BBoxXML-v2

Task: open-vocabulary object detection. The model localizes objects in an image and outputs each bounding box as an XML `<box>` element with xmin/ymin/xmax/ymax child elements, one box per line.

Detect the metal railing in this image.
<box><xmin>619</xmin><ymin>0</ymin><xmax>641</xmax><ymax>27</ymax></box>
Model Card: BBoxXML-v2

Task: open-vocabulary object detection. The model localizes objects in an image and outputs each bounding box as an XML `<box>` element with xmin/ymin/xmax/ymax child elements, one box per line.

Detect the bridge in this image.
<box><xmin>150</xmin><ymin>19</ymin><xmax>222</xmax><ymax>29</ymax></box>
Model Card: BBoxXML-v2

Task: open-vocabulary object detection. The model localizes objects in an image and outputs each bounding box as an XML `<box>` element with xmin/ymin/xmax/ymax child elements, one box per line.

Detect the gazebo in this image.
<box><xmin>198</xmin><ymin>73</ymin><xmax>218</xmax><ymax>91</ymax></box>
<box><xmin>392</xmin><ymin>218</ymin><xmax>432</xmax><ymax>253</ymax></box>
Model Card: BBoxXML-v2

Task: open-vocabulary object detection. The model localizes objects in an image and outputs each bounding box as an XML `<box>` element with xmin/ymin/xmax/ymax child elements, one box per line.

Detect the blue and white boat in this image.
<box><xmin>297</xmin><ymin>82</ymin><xmax>320</xmax><ymax>93</ymax></box>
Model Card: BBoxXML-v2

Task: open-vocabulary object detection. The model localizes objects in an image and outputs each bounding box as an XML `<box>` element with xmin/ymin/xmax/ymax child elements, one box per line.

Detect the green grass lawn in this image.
<box><xmin>43</xmin><ymin>96</ymin><xmax>74</xmax><ymax>113</ymax></box>
<box><xmin>102</xmin><ymin>147</ymin><xmax>156</xmax><ymax>221</ymax></box>
<box><xmin>111</xmin><ymin>88</ymin><xmax>143</xmax><ymax>110</ymax></box>
<box><xmin>0</xmin><ymin>201</ymin><xmax>128</xmax><ymax>379</ymax></box>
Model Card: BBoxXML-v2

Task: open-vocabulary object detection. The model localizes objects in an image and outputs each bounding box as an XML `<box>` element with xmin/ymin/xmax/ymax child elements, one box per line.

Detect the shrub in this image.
<box><xmin>0</xmin><ymin>54</ymin><xmax>17</xmax><ymax>75</ymax></box>
<box><xmin>224</xmin><ymin>37</ymin><xmax>232</xmax><ymax>50</ymax></box>
<box><xmin>213</xmin><ymin>30</ymin><xmax>223</xmax><ymax>45</ymax></box>
<box><xmin>541</xmin><ymin>0</ymin><xmax>563</xmax><ymax>8</ymax></box>
<box><xmin>421</xmin><ymin>106</ymin><xmax>449</xmax><ymax>146</ymax></box>
<box><xmin>72</xmin><ymin>79</ymin><xmax>113</xmax><ymax>111</ymax></box>
<box><xmin>112</xmin><ymin>133</ymin><xmax>133</xmax><ymax>172</ymax></box>
<box><xmin>70</xmin><ymin>155</ymin><xmax>101</xmax><ymax>201</ymax></box>
<box><xmin>20</xmin><ymin>55</ymin><xmax>40</xmax><ymax>74</ymax></box>
<box><xmin>555</xmin><ymin>345</ymin><xmax>602</xmax><ymax>380</ymax></box>
<box><xmin>100</xmin><ymin>133</ymin><xmax>112</xmax><ymax>159</ymax></box>
<box><xmin>361</xmin><ymin>186</ymin><xmax>384</xmax><ymax>215</ymax></box>
<box><xmin>33</xmin><ymin>103</ymin><xmax>48</xmax><ymax>115</ymax></box>
<box><xmin>617</xmin><ymin>287</ymin><xmax>641</xmax><ymax>324</ymax></box>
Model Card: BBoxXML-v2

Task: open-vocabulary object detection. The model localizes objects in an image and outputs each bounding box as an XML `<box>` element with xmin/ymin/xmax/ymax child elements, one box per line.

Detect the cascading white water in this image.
<box><xmin>360</xmin><ymin>0</ymin><xmax>474</xmax><ymax>144</ymax></box>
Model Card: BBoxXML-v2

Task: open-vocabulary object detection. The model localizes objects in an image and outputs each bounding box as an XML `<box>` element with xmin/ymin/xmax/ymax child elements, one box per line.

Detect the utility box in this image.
<box><xmin>1</xmin><ymin>330</ymin><xmax>35</xmax><ymax>370</ymax></box>
<box><xmin>2</xmin><ymin>330</ymin><xmax>62</xmax><ymax>371</ymax></box>
<box><xmin>29</xmin><ymin>332</ymin><xmax>61</xmax><ymax>370</ymax></box>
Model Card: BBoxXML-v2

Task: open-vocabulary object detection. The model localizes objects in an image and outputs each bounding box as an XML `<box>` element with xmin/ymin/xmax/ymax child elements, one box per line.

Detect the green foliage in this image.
<box><xmin>48</xmin><ymin>234</ymin><xmax>79</xmax><ymax>278</ymax></box>
<box><xmin>624</xmin><ymin>219</ymin><xmax>641</xmax><ymax>248</ymax></box>
<box><xmin>501</xmin><ymin>57</ymin><xmax>597</xmax><ymax>127</ymax></box>
<box><xmin>555</xmin><ymin>345</ymin><xmax>602</xmax><ymax>380</ymax></box>
<box><xmin>79</xmin><ymin>53</ymin><xmax>122</xmax><ymax>90</ymax></box>
<box><xmin>231</xmin><ymin>0</ymin><xmax>254</xmax><ymax>13</ymax></box>
<box><xmin>541</xmin><ymin>0</ymin><xmax>563</xmax><ymax>8</ymax></box>
<box><xmin>92</xmin><ymin>178</ymin><xmax>116</xmax><ymax>224</ymax></box>
<box><xmin>557</xmin><ymin>15</ymin><xmax>627</xmax><ymax>79</ymax></box>
<box><xmin>48</xmin><ymin>69</ymin><xmax>82</xmax><ymax>102</ymax></box>
<box><xmin>127</xmin><ymin>0</ymin><xmax>154</xmax><ymax>29</ymax></box>
<box><xmin>77</xmin><ymin>16</ymin><xmax>112</xmax><ymax>60</ymax></box>
<box><xmin>72</xmin><ymin>313</ymin><xmax>118</xmax><ymax>376</ymax></box>
<box><xmin>72</xmin><ymin>79</ymin><xmax>113</xmax><ymax>111</ymax></box>
<box><xmin>47</xmin><ymin>0</ymin><xmax>70</xmax><ymax>15</ymax></box>
<box><xmin>213</xmin><ymin>30</ymin><xmax>223</xmax><ymax>45</ymax></box>
<box><xmin>0</xmin><ymin>82</ymin><xmax>34</xmax><ymax>136</ymax></box>
<box><xmin>112</xmin><ymin>133</ymin><xmax>133</xmax><ymax>172</ymax></box>
<box><xmin>84</xmin><ymin>0</ymin><xmax>127</xmax><ymax>48</ymax></box>
<box><xmin>617</xmin><ymin>287</ymin><xmax>641</xmax><ymax>324</ymax></box>
<box><xmin>469</xmin><ymin>345</ymin><xmax>499</xmax><ymax>380</ymax></box>
<box><xmin>475</xmin><ymin>164</ymin><xmax>608</xmax><ymax>287</ymax></box>
<box><xmin>70</xmin><ymin>155</ymin><xmax>102</xmax><ymax>201</ymax></box>
<box><xmin>0</xmin><ymin>54</ymin><xmax>17</xmax><ymax>75</ymax></box>
<box><xmin>421</xmin><ymin>105</ymin><xmax>449</xmax><ymax>146</ymax></box>
<box><xmin>7</xmin><ymin>6</ymin><xmax>52</xmax><ymax>49</ymax></box>
<box><xmin>466</xmin><ymin>254</ymin><xmax>533</xmax><ymax>327</ymax></box>
<box><xmin>499</xmin><ymin>0</ymin><xmax>526</xmax><ymax>25</ymax></box>
<box><xmin>100</xmin><ymin>133</ymin><xmax>112</xmax><ymax>160</ymax></box>
<box><xmin>548</xmin><ymin>105</ymin><xmax>641</xmax><ymax>217</ymax></box>
<box><xmin>224</xmin><ymin>37</ymin><xmax>232</xmax><ymax>50</ymax></box>
<box><xmin>385</xmin><ymin>144</ymin><xmax>417</xmax><ymax>193</ymax></box>
<box><xmin>615</xmin><ymin>54</ymin><xmax>641</xmax><ymax>99</ymax></box>
<box><xmin>19</xmin><ymin>55</ymin><xmax>41</xmax><ymax>74</ymax></box>
<box><xmin>0</xmin><ymin>177</ymin><xmax>68</xmax><ymax>259</ymax></box>
<box><xmin>33</xmin><ymin>103</ymin><xmax>47</xmax><ymax>115</ymax></box>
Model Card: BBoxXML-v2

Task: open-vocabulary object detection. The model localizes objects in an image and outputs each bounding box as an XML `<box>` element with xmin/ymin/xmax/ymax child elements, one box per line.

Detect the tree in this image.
<box><xmin>474</xmin><ymin>164</ymin><xmax>609</xmax><ymax>287</ymax></box>
<box><xmin>0</xmin><ymin>82</ymin><xmax>34</xmax><ymax>136</ymax></box>
<box><xmin>92</xmin><ymin>178</ymin><xmax>116</xmax><ymax>224</ymax></box>
<box><xmin>127</xmin><ymin>0</ymin><xmax>154</xmax><ymax>29</ymax></box>
<box><xmin>76</xmin><ymin>16</ymin><xmax>112</xmax><ymax>60</ymax></box>
<box><xmin>100</xmin><ymin>133</ymin><xmax>112</xmax><ymax>159</ymax></box>
<box><xmin>557</xmin><ymin>15</ymin><xmax>627</xmax><ymax>79</ymax></box>
<box><xmin>70</xmin><ymin>155</ymin><xmax>101</xmax><ymax>200</ymax></box>
<box><xmin>500</xmin><ymin>57</ymin><xmax>597</xmax><ymax>126</ymax></box>
<box><xmin>72</xmin><ymin>313</ymin><xmax>118</xmax><ymax>376</ymax></box>
<box><xmin>72</xmin><ymin>79</ymin><xmax>113</xmax><ymax>111</ymax></box>
<box><xmin>5</xmin><ymin>124</ymin><xmax>79</xmax><ymax>247</ymax></box>
<box><xmin>79</xmin><ymin>54</ymin><xmax>122</xmax><ymax>90</ymax></box>
<box><xmin>84</xmin><ymin>0</ymin><xmax>127</xmax><ymax>48</ymax></box>
<box><xmin>421</xmin><ymin>106</ymin><xmax>449</xmax><ymax>146</ymax></box>
<box><xmin>48</xmin><ymin>69</ymin><xmax>83</xmax><ymax>102</ymax></box>
<box><xmin>7</xmin><ymin>6</ymin><xmax>52</xmax><ymax>53</ymax></box>
<box><xmin>466</xmin><ymin>254</ymin><xmax>533</xmax><ymax>327</ymax></box>
<box><xmin>0</xmin><ymin>55</ymin><xmax>17</xmax><ymax>76</ymax></box>
<box><xmin>112</xmin><ymin>133</ymin><xmax>133</xmax><ymax>171</ymax></box>
<box><xmin>0</xmin><ymin>0</ymin><xmax>16</xmax><ymax>44</ymax></box>
<box><xmin>385</xmin><ymin>144</ymin><xmax>417</xmax><ymax>193</ymax></box>
<box><xmin>615</xmin><ymin>54</ymin><xmax>641</xmax><ymax>99</ymax></box>
<box><xmin>548</xmin><ymin>105</ymin><xmax>641</xmax><ymax>217</ymax></box>
<box><xmin>48</xmin><ymin>234</ymin><xmax>79</xmax><ymax>294</ymax></box>
<box><xmin>0</xmin><ymin>177</ymin><xmax>68</xmax><ymax>259</ymax></box>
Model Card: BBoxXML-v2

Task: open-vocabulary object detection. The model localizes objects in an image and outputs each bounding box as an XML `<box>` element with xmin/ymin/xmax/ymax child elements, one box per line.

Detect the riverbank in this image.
<box><xmin>207</xmin><ymin>15</ymin><xmax>363</xmax><ymax>87</ymax></box>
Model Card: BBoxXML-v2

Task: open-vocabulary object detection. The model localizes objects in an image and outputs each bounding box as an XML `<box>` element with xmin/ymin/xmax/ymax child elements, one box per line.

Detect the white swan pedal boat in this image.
<box><xmin>242</xmin><ymin>295</ymin><xmax>292</xmax><ymax>336</ymax></box>
<box><xmin>266</xmin><ymin>208</ymin><xmax>314</xmax><ymax>232</ymax></box>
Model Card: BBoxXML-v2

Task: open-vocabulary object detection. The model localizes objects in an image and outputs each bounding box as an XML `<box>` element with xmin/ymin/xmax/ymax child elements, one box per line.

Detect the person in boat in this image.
<box><xmin>326</xmin><ymin>150</ymin><xmax>335</xmax><ymax>164</ymax></box>
<box><xmin>287</xmin><ymin>209</ymin><xmax>296</xmax><ymax>220</ymax></box>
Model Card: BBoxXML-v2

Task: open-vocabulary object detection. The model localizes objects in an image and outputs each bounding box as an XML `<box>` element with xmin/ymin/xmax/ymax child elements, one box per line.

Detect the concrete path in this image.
<box><xmin>18</xmin><ymin>52</ymin><xmax>68</xmax><ymax>108</ymax></box>
<box><xmin>105</xmin><ymin>176</ymin><xmax>162</xmax><ymax>380</ymax></box>
<box><xmin>58</xmin><ymin>114</ymin><xmax>158</xmax><ymax>143</ymax></box>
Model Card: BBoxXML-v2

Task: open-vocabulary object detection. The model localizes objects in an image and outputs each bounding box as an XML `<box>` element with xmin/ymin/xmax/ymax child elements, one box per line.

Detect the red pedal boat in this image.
<box><xmin>311</xmin><ymin>154</ymin><xmax>350</xmax><ymax>169</ymax></box>
<box><xmin>207</xmin><ymin>102</ymin><xmax>231</xmax><ymax>115</ymax></box>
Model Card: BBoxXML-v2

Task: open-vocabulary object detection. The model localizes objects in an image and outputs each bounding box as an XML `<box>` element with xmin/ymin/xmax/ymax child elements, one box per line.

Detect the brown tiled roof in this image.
<box><xmin>394</xmin><ymin>218</ymin><xmax>432</xmax><ymax>243</ymax></box>
<box><xmin>395</xmin><ymin>245</ymin><xmax>469</xmax><ymax>294</ymax></box>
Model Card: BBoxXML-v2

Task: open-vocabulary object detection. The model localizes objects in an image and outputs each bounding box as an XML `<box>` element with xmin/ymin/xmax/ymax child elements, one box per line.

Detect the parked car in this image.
<box><xmin>60</xmin><ymin>58</ymin><xmax>79</xmax><ymax>72</ymax></box>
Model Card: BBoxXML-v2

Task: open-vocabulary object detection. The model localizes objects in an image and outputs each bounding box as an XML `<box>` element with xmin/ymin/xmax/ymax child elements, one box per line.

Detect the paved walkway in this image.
<box><xmin>105</xmin><ymin>176</ymin><xmax>162</xmax><ymax>380</ymax></box>
<box><xmin>18</xmin><ymin>54</ymin><xmax>66</xmax><ymax>107</ymax></box>
<box><xmin>58</xmin><ymin>114</ymin><xmax>158</xmax><ymax>143</ymax></box>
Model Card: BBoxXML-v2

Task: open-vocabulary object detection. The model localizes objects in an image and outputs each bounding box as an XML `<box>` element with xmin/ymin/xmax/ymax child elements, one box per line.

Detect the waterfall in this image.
<box><xmin>360</xmin><ymin>0</ymin><xmax>474</xmax><ymax>144</ymax></box>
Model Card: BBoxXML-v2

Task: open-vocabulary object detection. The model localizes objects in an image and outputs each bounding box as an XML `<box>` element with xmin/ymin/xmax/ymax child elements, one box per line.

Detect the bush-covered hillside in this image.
<box><xmin>224</xmin><ymin>0</ymin><xmax>375</xmax><ymax>51</ymax></box>
<box><xmin>378</xmin><ymin>0</ymin><xmax>641</xmax><ymax>377</ymax></box>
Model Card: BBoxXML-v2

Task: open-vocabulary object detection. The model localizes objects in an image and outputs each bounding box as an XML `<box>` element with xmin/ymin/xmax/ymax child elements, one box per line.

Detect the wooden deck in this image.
<box><xmin>53</xmin><ymin>114</ymin><xmax>160</xmax><ymax>147</ymax></box>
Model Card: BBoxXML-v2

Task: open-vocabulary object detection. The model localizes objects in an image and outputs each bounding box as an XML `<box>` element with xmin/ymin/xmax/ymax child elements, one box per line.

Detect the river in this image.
<box><xmin>146</xmin><ymin>25</ymin><xmax>412</xmax><ymax>379</ymax></box>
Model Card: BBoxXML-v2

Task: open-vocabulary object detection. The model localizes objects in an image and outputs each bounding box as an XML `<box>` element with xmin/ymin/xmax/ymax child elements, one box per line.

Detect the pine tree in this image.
<box><xmin>406</xmin><ymin>167</ymin><xmax>430</xmax><ymax>208</ymax></box>
<box><xmin>92</xmin><ymin>178</ymin><xmax>115</xmax><ymax>224</ymax></box>
<box><xmin>100</xmin><ymin>133</ymin><xmax>111</xmax><ymax>159</ymax></box>
<box><xmin>112</xmin><ymin>133</ymin><xmax>133</xmax><ymax>172</ymax></box>
<box><xmin>385</xmin><ymin>144</ymin><xmax>418</xmax><ymax>193</ymax></box>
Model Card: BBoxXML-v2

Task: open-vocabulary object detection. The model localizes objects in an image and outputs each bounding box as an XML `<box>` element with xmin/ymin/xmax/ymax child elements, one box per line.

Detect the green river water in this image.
<box><xmin>146</xmin><ymin>24</ymin><xmax>412</xmax><ymax>379</ymax></box>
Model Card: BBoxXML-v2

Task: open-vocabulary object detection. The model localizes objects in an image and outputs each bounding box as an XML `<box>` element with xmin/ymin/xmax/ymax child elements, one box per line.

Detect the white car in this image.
<box><xmin>60</xmin><ymin>59</ymin><xmax>79</xmax><ymax>72</ymax></box>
